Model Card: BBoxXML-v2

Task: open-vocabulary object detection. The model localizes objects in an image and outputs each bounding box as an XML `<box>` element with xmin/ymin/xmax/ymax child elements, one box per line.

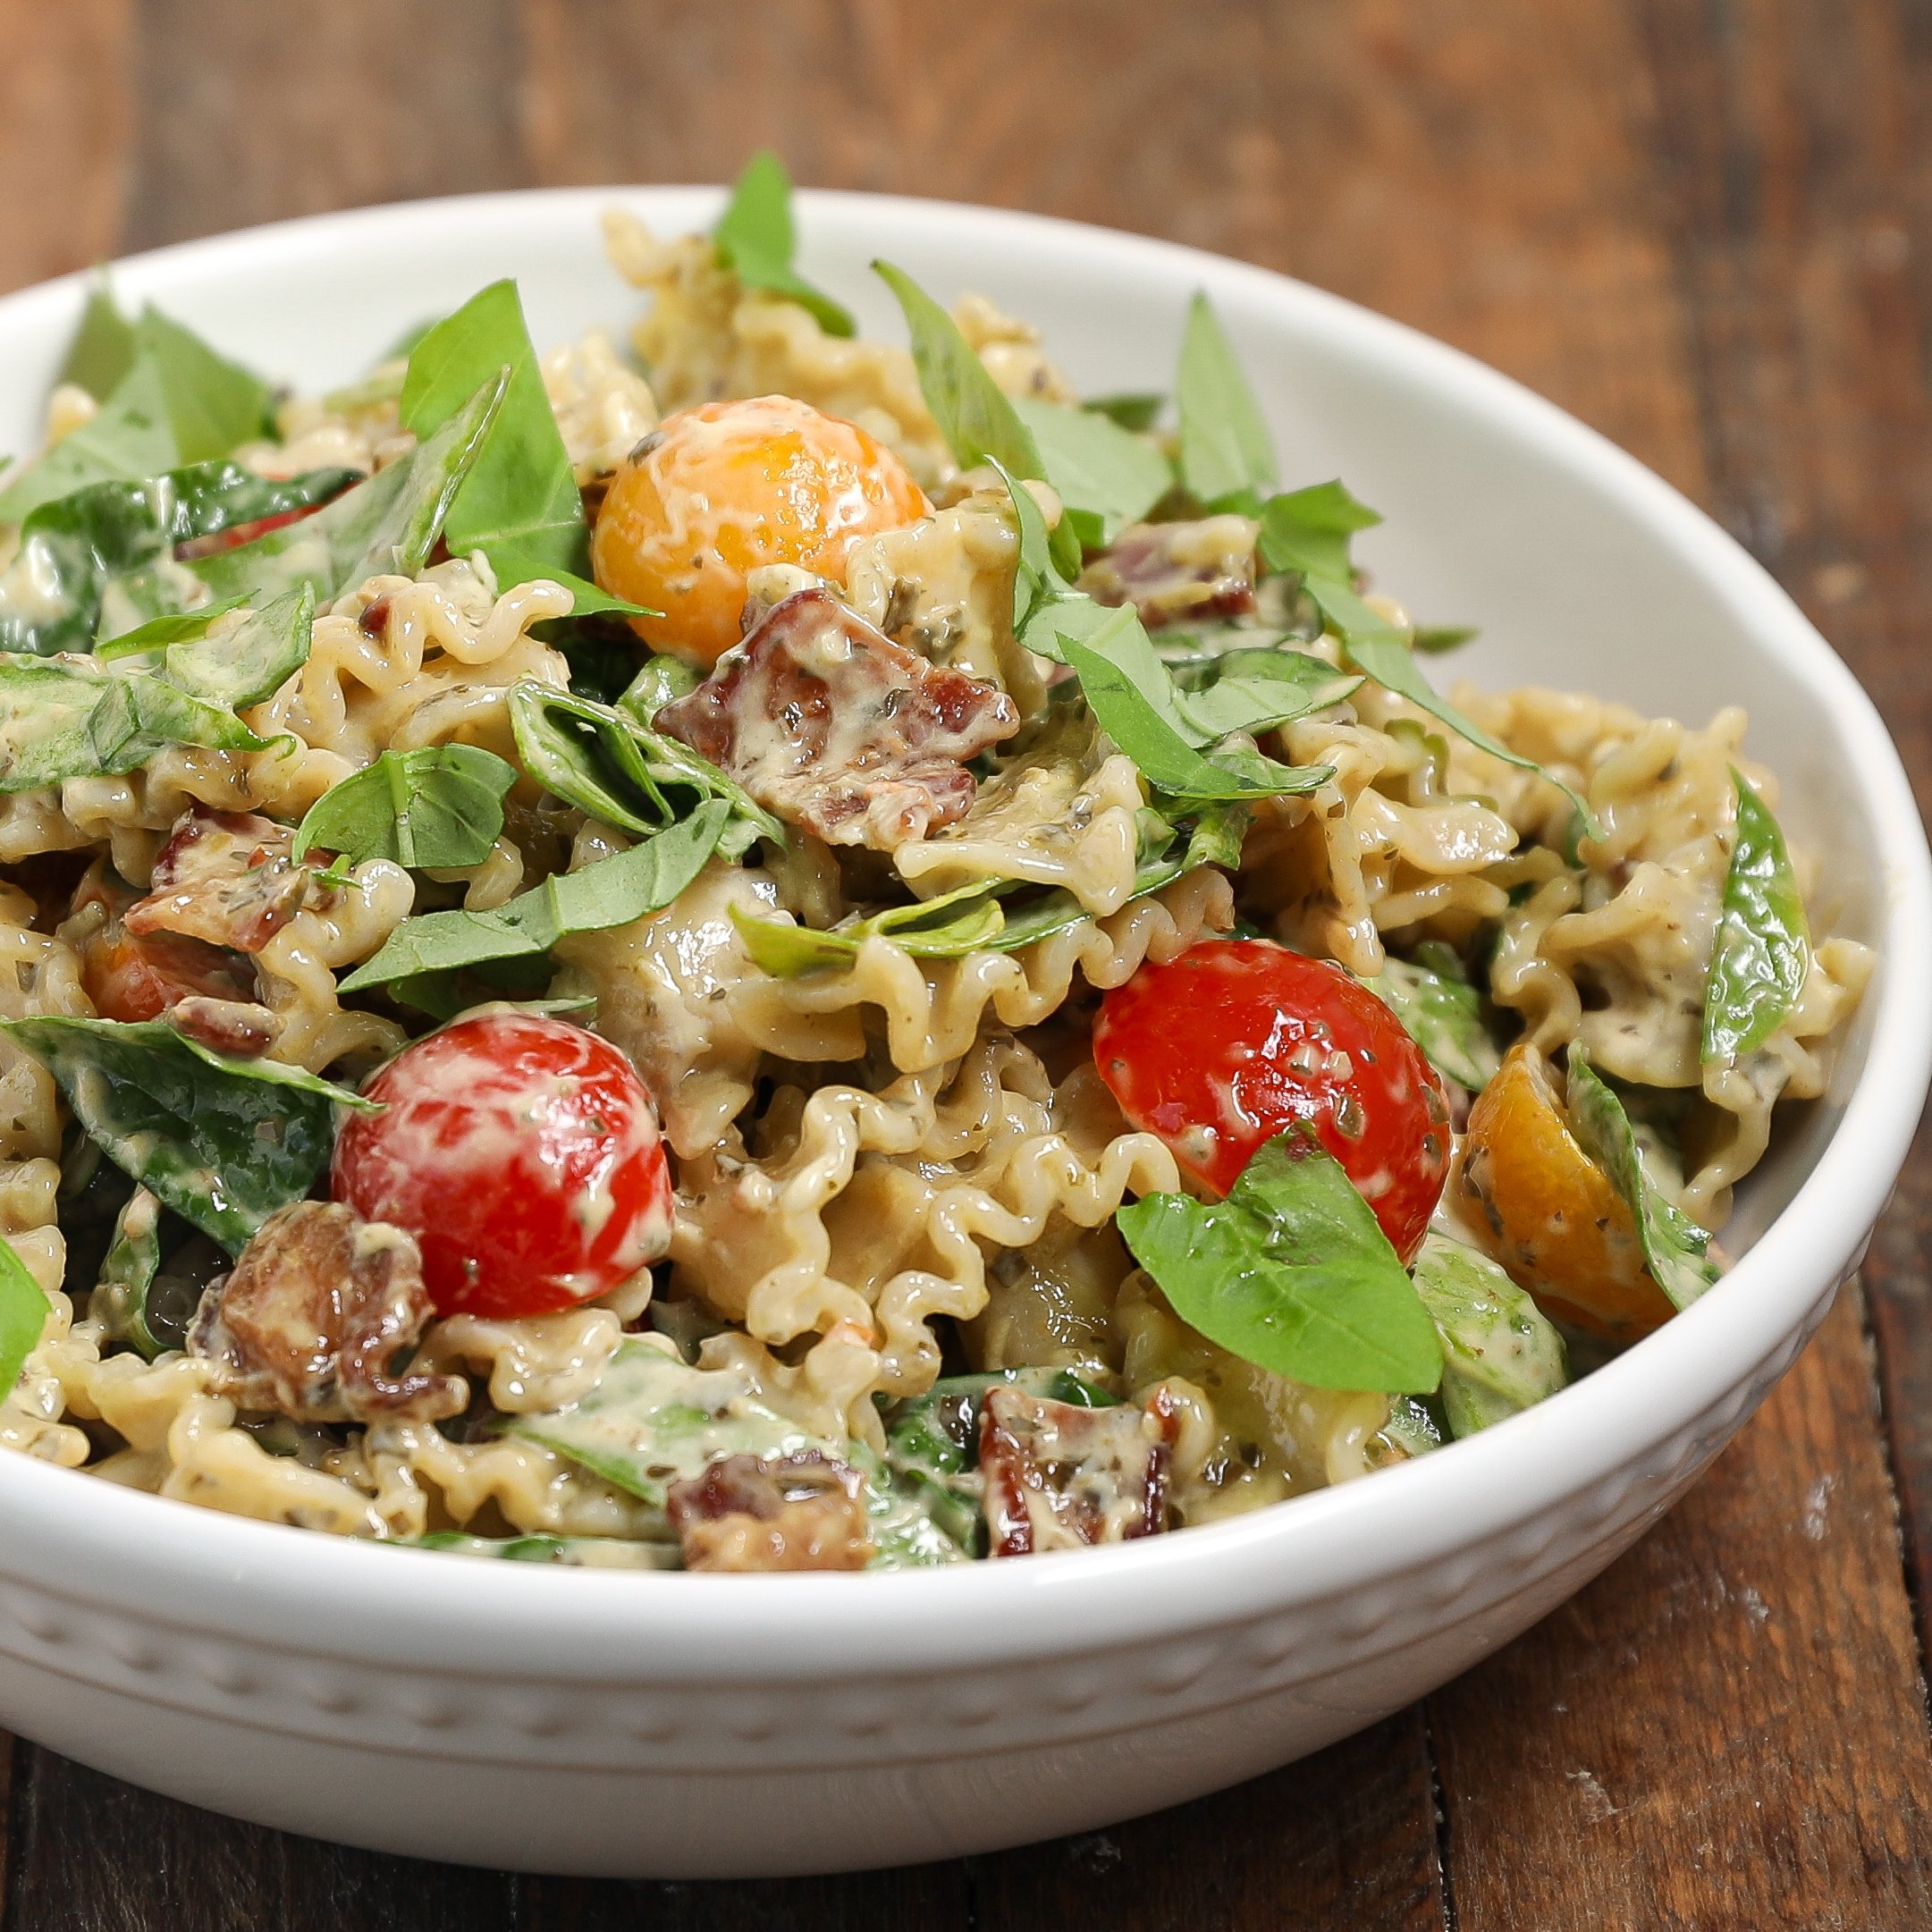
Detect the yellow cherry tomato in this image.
<box><xmin>591</xmin><ymin>394</ymin><xmax>930</xmax><ymax>664</ymax></box>
<box><xmin>1457</xmin><ymin>1042</ymin><xmax>1676</xmax><ymax>1342</ymax></box>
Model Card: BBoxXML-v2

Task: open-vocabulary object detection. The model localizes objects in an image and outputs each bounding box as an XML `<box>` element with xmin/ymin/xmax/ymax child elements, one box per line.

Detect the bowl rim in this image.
<box><xmin>0</xmin><ymin>184</ymin><xmax>1926</xmax><ymax>1682</ymax></box>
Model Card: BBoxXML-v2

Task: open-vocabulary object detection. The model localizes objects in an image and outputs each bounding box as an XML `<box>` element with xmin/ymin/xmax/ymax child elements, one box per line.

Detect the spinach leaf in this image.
<box><xmin>58</xmin><ymin>279</ymin><xmax>139</xmax><ymax>401</ymax></box>
<box><xmin>992</xmin><ymin>457</ymin><xmax>1087</xmax><ymax>658</ymax></box>
<box><xmin>1010</xmin><ymin>393</ymin><xmax>1171</xmax><ymax>547</ymax></box>
<box><xmin>1565</xmin><ymin>1046</ymin><xmax>1720</xmax><ymax>1312</ymax></box>
<box><xmin>1366</xmin><ymin>944</ymin><xmax>1502</xmax><ymax>1093</ymax></box>
<box><xmin>291</xmin><ymin>743</ymin><xmax>516</xmax><ymax>869</ymax></box>
<box><xmin>1413</xmin><ymin>624</ymin><xmax>1477</xmax><ymax>654</ymax></box>
<box><xmin>92</xmin><ymin>596</ymin><xmax>250</xmax><ymax>655</ymax></box>
<box><xmin>873</xmin><ymin>261</ymin><xmax>1042</xmax><ymax>477</ymax></box>
<box><xmin>135</xmin><ymin>305</ymin><xmax>275</xmax><ymax>466</ymax></box>
<box><xmin>619</xmin><ymin>654</ymin><xmax>700</xmax><ymax>717</ymax></box>
<box><xmin>91</xmin><ymin>1185</ymin><xmax>215</xmax><ymax>1362</ymax></box>
<box><xmin>1408</xmin><ymin>1233</ymin><xmax>1565</xmax><ymax>1437</ymax></box>
<box><xmin>0</xmin><ymin>460</ymin><xmax>342</xmax><ymax>658</ymax></box>
<box><xmin>1117</xmin><ymin>1126</ymin><xmax>1444</xmax><ymax>1394</ymax></box>
<box><xmin>192</xmin><ymin>374</ymin><xmax>505</xmax><ymax>605</ymax></box>
<box><xmin>0</xmin><ymin>1235</ymin><xmax>47</xmax><ymax>1396</ymax></box>
<box><xmin>399</xmin><ymin>283</ymin><xmax>637</xmax><ymax>619</ymax></box>
<box><xmin>713</xmin><ymin>151</ymin><xmax>855</xmax><ymax>337</ymax></box>
<box><xmin>1083</xmin><ymin>392</ymin><xmax>1165</xmax><ymax>434</ymax></box>
<box><xmin>1701</xmin><ymin>768</ymin><xmax>1810</xmax><ymax>1063</ymax></box>
<box><xmin>0</xmin><ymin>1017</ymin><xmax>375</xmax><ymax>1257</ymax></box>
<box><xmin>0</xmin><ymin>358</ymin><xmax>177</xmax><ymax>524</ymax></box>
<box><xmin>339</xmin><ymin>799</ymin><xmax>730</xmax><ymax>1012</ymax></box>
<box><xmin>1257</xmin><ymin>485</ymin><xmax>1603</xmax><ymax>839</ymax></box>
<box><xmin>508</xmin><ymin>680</ymin><xmax>781</xmax><ymax>860</ymax></box>
<box><xmin>1176</xmin><ymin>291</ymin><xmax>1276</xmax><ymax>510</ymax></box>
<box><xmin>1058</xmin><ymin>604</ymin><xmax>1332</xmax><ymax>800</ymax></box>
<box><xmin>158</xmin><ymin>586</ymin><xmax>316</xmax><ymax>709</ymax></box>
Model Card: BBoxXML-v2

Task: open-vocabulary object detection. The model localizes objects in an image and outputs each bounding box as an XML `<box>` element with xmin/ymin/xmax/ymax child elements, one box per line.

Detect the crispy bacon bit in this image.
<box><xmin>979</xmin><ymin>1386</ymin><xmax>1176</xmax><ymax>1557</ymax></box>
<box><xmin>189</xmin><ymin>1202</ymin><xmax>467</xmax><ymax>1425</ymax></box>
<box><xmin>67</xmin><ymin>862</ymin><xmax>257</xmax><ymax>1023</ymax></box>
<box><xmin>125</xmin><ymin>806</ymin><xmax>311</xmax><ymax>954</ymax></box>
<box><xmin>1077</xmin><ymin>516</ymin><xmax>1260</xmax><ymax>628</ymax></box>
<box><xmin>654</xmin><ymin>586</ymin><xmax>1020</xmax><ymax>849</ymax></box>
<box><xmin>664</xmin><ymin>1450</ymin><xmax>873</xmax><ymax>1572</ymax></box>
<box><xmin>167</xmin><ymin>995</ymin><xmax>282</xmax><ymax>1059</ymax></box>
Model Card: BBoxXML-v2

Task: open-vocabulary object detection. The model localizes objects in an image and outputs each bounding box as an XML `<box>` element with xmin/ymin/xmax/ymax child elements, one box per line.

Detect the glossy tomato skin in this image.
<box><xmin>331</xmin><ymin>1011</ymin><xmax>673</xmax><ymax>1319</ymax></box>
<box><xmin>1094</xmin><ymin>940</ymin><xmax>1450</xmax><ymax>1262</ymax></box>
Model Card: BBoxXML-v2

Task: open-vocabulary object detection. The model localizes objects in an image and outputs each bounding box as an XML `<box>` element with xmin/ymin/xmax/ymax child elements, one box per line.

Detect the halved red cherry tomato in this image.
<box><xmin>1093</xmin><ymin>939</ymin><xmax>1451</xmax><ymax>1262</ymax></box>
<box><xmin>331</xmin><ymin>1011</ymin><xmax>673</xmax><ymax>1318</ymax></box>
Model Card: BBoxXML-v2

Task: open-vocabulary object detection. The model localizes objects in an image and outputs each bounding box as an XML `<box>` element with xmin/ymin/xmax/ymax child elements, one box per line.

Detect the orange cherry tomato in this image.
<box><xmin>591</xmin><ymin>394</ymin><xmax>929</xmax><ymax>665</ymax></box>
<box><xmin>1094</xmin><ymin>939</ymin><xmax>1452</xmax><ymax>1263</ymax></box>
<box><xmin>1457</xmin><ymin>1042</ymin><xmax>1676</xmax><ymax>1341</ymax></box>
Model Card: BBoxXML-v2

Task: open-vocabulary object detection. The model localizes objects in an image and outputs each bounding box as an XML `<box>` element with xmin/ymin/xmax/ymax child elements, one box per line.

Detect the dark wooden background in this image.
<box><xmin>2</xmin><ymin>1</ymin><xmax>1930</xmax><ymax>1925</ymax></box>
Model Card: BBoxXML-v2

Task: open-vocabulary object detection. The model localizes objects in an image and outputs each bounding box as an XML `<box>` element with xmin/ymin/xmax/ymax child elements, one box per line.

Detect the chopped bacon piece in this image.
<box><xmin>189</xmin><ymin>1201</ymin><xmax>468</xmax><ymax>1425</ymax></box>
<box><xmin>664</xmin><ymin>1450</ymin><xmax>873</xmax><ymax>1572</ymax></box>
<box><xmin>653</xmin><ymin>586</ymin><xmax>1020</xmax><ymax>849</ymax></box>
<box><xmin>125</xmin><ymin>806</ymin><xmax>311</xmax><ymax>954</ymax></box>
<box><xmin>67</xmin><ymin>861</ymin><xmax>257</xmax><ymax>1023</ymax></box>
<box><xmin>1077</xmin><ymin>515</ymin><xmax>1259</xmax><ymax>628</ymax></box>
<box><xmin>979</xmin><ymin>1386</ymin><xmax>1176</xmax><ymax>1557</ymax></box>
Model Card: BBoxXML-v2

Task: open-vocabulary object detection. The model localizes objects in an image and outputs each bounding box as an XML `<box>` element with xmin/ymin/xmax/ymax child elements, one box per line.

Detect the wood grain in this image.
<box><xmin>0</xmin><ymin>2</ymin><xmax>1929</xmax><ymax>1926</ymax></box>
<box><xmin>1435</xmin><ymin>1288</ymin><xmax>1932</xmax><ymax>1929</ymax></box>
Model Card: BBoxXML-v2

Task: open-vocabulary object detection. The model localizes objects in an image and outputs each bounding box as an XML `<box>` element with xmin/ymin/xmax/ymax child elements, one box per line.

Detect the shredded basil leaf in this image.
<box><xmin>1083</xmin><ymin>392</ymin><xmax>1165</xmax><ymax>434</ymax></box>
<box><xmin>1365</xmin><ymin>944</ymin><xmax>1502</xmax><ymax>1093</ymax></box>
<box><xmin>1010</xmin><ymin>393</ymin><xmax>1170</xmax><ymax>548</ymax></box>
<box><xmin>713</xmin><ymin>151</ymin><xmax>855</xmax><ymax>338</ymax></box>
<box><xmin>340</xmin><ymin>799</ymin><xmax>731</xmax><ymax>1014</ymax></box>
<box><xmin>508</xmin><ymin>680</ymin><xmax>782</xmax><ymax>861</ymax></box>
<box><xmin>291</xmin><ymin>743</ymin><xmax>516</xmax><ymax>870</ymax></box>
<box><xmin>1176</xmin><ymin>291</ymin><xmax>1277</xmax><ymax>511</ymax></box>
<box><xmin>1565</xmin><ymin>1046</ymin><xmax>1720</xmax><ymax>1312</ymax></box>
<box><xmin>0</xmin><ymin>1236</ymin><xmax>46</xmax><ymax>1397</ymax></box>
<box><xmin>873</xmin><ymin>261</ymin><xmax>1042</xmax><ymax>477</ymax></box>
<box><xmin>1117</xmin><ymin>1126</ymin><xmax>1444</xmax><ymax>1394</ymax></box>
<box><xmin>1413</xmin><ymin>624</ymin><xmax>1477</xmax><ymax>654</ymax></box>
<box><xmin>1701</xmin><ymin>768</ymin><xmax>1810</xmax><ymax>1063</ymax></box>
<box><xmin>1</xmin><ymin>1017</ymin><xmax>375</xmax><ymax>1258</ymax></box>
<box><xmin>1171</xmin><ymin>645</ymin><xmax>1362</xmax><ymax>740</ymax></box>
<box><xmin>399</xmin><ymin>283</ymin><xmax>641</xmax><ymax>619</ymax></box>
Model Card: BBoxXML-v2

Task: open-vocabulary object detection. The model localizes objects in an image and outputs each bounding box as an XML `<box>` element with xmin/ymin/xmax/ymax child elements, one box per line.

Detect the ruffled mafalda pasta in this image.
<box><xmin>0</xmin><ymin>161</ymin><xmax>1871</xmax><ymax>1573</ymax></box>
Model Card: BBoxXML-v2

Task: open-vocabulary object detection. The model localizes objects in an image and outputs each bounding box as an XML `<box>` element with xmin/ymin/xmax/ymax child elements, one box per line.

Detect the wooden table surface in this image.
<box><xmin>3</xmin><ymin>2</ymin><xmax>1931</xmax><ymax>1925</ymax></box>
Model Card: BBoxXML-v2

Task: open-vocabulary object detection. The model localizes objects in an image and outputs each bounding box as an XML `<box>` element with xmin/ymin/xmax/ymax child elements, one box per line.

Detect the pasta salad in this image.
<box><xmin>0</xmin><ymin>159</ymin><xmax>1871</xmax><ymax>1570</ymax></box>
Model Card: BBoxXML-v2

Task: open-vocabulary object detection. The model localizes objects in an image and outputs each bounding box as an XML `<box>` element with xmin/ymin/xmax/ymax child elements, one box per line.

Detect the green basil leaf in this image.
<box><xmin>1413</xmin><ymin>624</ymin><xmax>1477</xmax><ymax>654</ymax></box>
<box><xmin>1701</xmin><ymin>768</ymin><xmax>1810</xmax><ymax>1063</ymax></box>
<box><xmin>401</xmin><ymin>283</ymin><xmax>605</xmax><ymax>608</ymax></box>
<box><xmin>508</xmin><ymin>680</ymin><xmax>782</xmax><ymax>860</ymax></box>
<box><xmin>873</xmin><ymin>261</ymin><xmax>1042</xmax><ymax>477</ymax></box>
<box><xmin>1117</xmin><ymin>1126</ymin><xmax>1444</xmax><ymax>1394</ymax></box>
<box><xmin>1171</xmin><ymin>645</ymin><xmax>1363</xmax><ymax>740</ymax></box>
<box><xmin>0</xmin><ymin>357</ymin><xmax>178</xmax><ymax>523</ymax></box>
<box><xmin>619</xmin><ymin>654</ymin><xmax>700</xmax><ymax>719</ymax></box>
<box><xmin>1082</xmin><ymin>392</ymin><xmax>1165</xmax><ymax>434</ymax></box>
<box><xmin>57</xmin><ymin>277</ymin><xmax>139</xmax><ymax>401</ymax></box>
<box><xmin>159</xmin><ymin>585</ymin><xmax>316</xmax><ymax>709</ymax></box>
<box><xmin>291</xmin><ymin>743</ymin><xmax>516</xmax><ymax>869</ymax></box>
<box><xmin>1058</xmin><ymin>604</ymin><xmax>1333</xmax><ymax>800</ymax></box>
<box><xmin>0</xmin><ymin>1235</ymin><xmax>47</xmax><ymax>1397</ymax></box>
<box><xmin>1176</xmin><ymin>291</ymin><xmax>1277</xmax><ymax>510</ymax></box>
<box><xmin>990</xmin><ymin>457</ymin><xmax>1081</xmax><ymax>661</ymax></box>
<box><xmin>193</xmin><ymin>373</ymin><xmax>505</xmax><ymax>605</ymax></box>
<box><xmin>1408</xmin><ymin>1233</ymin><xmax>1565</xmax><ymax>1437</ymax></box>
<box><xmin>1565</xmin><ymin>1047</ymin><xmax>1720</xmax><ymax>1312</ymax></box>
<box><xmin>1009</xmin><ymin>394</ymin><xmax>1171</xmax><ymax>547</ymax></box>
<box><xmin>1365</xmin><ymin>949</ymin><xmax>1502</xmax><ymax>1093</ymax></box>
<box><xmin>133</xmin><ymin>305</ymin><xmax>274</xmax><ymax>465</ymax></box>
<box><xmin>1257</xmin><ymin>488</ymin><xmax>1603</xmax><ymax>839</ymax></box>
<box><xmin>0</xmin><ymin>1017</ymin><xmax>375</xmax><ymax>1257</ymax></box>
<box><xmin>339</xmin><ymin>799</ymin><xmax>730</xmax><ymax>1007</ymax></box>
<box><xmin>713</xmin><ymin>151</ymin><xmax>855</xmax><ymax>338</ymax></box>
<box><xmin>92</xmin><ymin>595</ymin><xmax>250</xmax><ymax>656</ymax></box>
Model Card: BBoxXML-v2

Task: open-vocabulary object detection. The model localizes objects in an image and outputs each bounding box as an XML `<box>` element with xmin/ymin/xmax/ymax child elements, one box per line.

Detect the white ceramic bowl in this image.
<box><xmin>0</xmin><ymin>189</ymin><xmax>1924</xmax><ymax>1881</ymax></box>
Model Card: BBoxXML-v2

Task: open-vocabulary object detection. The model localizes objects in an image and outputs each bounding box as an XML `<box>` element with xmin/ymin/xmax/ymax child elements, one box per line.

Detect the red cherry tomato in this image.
<box><xmin>1093</xmin><ymin>939</ymin><xmax>1450</xmax><ymax>1262</ymax></box>
<box><xmin>331</xmin><ymin>1011</ymin><xmax>673</xmax><ymax>1318</ymax></box>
